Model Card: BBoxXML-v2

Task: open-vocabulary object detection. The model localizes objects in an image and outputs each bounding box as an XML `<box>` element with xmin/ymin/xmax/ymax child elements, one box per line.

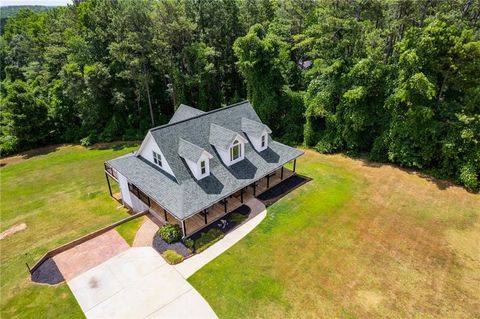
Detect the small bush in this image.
<box><xmin>230</xmin><ymin>213</ymin><xmax>248</xmax><ymax>225</ymax></box>
<box><xmin>80</xmin><ymin>134</ymin><xmax>97</xmax><ymax>147</ymax></box>
<box><xmin>459</xmin><ymin>163</ymin><xmax>479</xmax><ymax>192</ymax></box>
<box><xmin>195</xmin><ymin>229</ymin><xmax>224</xmax><ymax>253</ymax></box>
<box><xmin>158</xmin><ymin>224</ymin><xmax>182</xmax><ymax>243</ymax></box>
<box><xmin>183</xmin><ymin>238</ymin><xmax>195</xmax><ymax>251</ymax></box>
<box><xmin>161</xmin><ymin>250</ymin><xmax>184</xmax><ymax>265</ymax></box>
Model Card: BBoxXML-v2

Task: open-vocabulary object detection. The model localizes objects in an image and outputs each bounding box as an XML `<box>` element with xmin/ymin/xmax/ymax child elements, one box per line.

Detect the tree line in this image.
<box><xmin>1</xmin><ymin>0</ymin><xmax>479</xmax><ymax>191</ymax></box>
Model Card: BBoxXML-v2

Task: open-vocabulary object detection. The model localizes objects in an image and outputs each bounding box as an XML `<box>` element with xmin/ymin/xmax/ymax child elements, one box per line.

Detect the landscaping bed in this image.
<box><xmin>188</xmin><ymin>205</ymin><xmax>251</xmax><ymax>242</ymax></box>
<box><xmin>30</xmin><ymin>258</ymin><xmax>64</xmax><ymax>285</ymax></box>
<box><xmin>257</xmin><ymin>175</ymin><xmax>308</xmax><ymax>205</ymax></box>
<box><xmin>152</xmin><ymin>235</ymin><xmax>192</xmax><ymax>258</ymax></box>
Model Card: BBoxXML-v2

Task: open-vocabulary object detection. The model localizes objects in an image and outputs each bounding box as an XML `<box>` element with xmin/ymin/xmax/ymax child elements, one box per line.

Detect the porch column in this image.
<box><xmin>181</xmin><ymin>220</ymin><xmax>187</xmax><ymax>238</ymax></box>
<box><xmin>224</xmin><ymin>199</ymin><xmax>227</xmax><ymax>213</ymax></box>
<box><xmin>267</xmin><ymin>175</ymin><xmax>270</xmax><ymax>188</ymax></box>
<box><xmin>240</xmin><ymin>188</ymin><xmax>244</xmax><ymax>203</ymax></box>
<box><xmin>204</xmin><ymin>209</ymin><xmax>208</xmax><ymax>224</ymax></box>
<box><xmin>105</xmin><ymin>173</ymin><xmax>112</xmax><ymax>197</ymax></box>
<box><xmin>281</xmin><ymin>166</ymin><xmax>284</xmax><ymax>180</ymax></box>
<box><xmin>293</xmin><ymin>159</ymin><xmax>297</xmax><ymax>172</ymax></box>
<box><xmin>163</xmin><ymin>209</ymin><xmax>168</xmax><ymax>222</ymax></box>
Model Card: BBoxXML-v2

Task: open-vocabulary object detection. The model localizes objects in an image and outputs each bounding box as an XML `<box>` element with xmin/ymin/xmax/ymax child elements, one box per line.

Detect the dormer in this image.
<box><xmin>209</xmin><ymin>123</ymin><xmax>248</xmax><ymax>166</ymax></box>
<box><xmin>178</xmin><ymin>138</ymin><xmax>213</xmax><ymax>180</ymax></box>
<box><xmin>241</xmin><ymin>117</ymin><xmax>272</xmax><ymax>152</ymax></box>
<box><xmin>136</xmin><ymin>131</ymin><xmax>176</xmax><ymax>177</ymax></box>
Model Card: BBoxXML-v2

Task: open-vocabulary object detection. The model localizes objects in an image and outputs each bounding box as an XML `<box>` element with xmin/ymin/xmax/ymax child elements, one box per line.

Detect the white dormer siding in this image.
<box><xmin>217</xmin><ymin>137</ymin><xmax>246</xmax><ymax>166</ymax></box>
<box><xmin>241</xmin><ymin>117</ymin><xmax>272</xmax><ymax>152</ymax></box>
<box><xmin>137</xmin><ymin>132</ymin><xmax>175</xmax><ymax>177</ymax></box>
<box><xmin>184</xmin><ymin>152</ymin><xmax>211</xmax><ymax>180</ymax></box>
<box><xmin>249</xmin><ymin>131</ymin><xmax>269</xmax><ymax>152</ymax></box>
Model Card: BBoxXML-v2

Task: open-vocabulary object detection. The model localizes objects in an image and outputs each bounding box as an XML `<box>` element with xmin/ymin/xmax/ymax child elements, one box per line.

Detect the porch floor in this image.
<box><xmin>149</xmin><ymin>167</ymin><xmax>295</xmax><ymax>237</ymax></box>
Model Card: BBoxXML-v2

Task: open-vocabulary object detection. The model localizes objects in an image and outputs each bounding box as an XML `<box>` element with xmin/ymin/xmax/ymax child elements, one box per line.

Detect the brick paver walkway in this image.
<box><xmin>52</xmin><ymin>229</ymin><xmax>129</xmax><ymax>280</ymax></box>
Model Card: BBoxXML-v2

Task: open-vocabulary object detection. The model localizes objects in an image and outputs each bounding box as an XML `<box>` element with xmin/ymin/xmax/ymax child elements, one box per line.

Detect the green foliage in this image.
<box><xmin>161</xmin><ymin>250</ymin><xmax>184</xmax><ymax>265</ymax></box>
<box><xmin>194</xmin><ymin>229</ymin><xmax>225</xmax><ymax>253</ymax></box>
<box><xmin>183</xmin><ymin>238</ymin><xmax>195</xmax><ymax>251</ymax></box>
<box><xmin>302</xmin><ymin>0</ymin><xmax>480</xmax><ymax>191</ymax></box>
<box><xmin>230</xmin><ymin>213</ymin><xmax>248</xmax><ymax>225</ymax></box>
<box><xmin>1</xmin><ymin>0</ymin><xmax>479</xmax><ymax>191</ymax></box>
<box><xmin>158</xmin><ymin>224</ymin><xmax>182</xmax><ymax>244</ymax></box>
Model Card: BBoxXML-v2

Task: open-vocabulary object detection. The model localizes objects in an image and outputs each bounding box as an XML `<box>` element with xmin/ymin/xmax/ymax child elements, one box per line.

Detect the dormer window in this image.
<box><xmin>153</xmin><ymin>151</ymin><xmax>162</xmax><ymax>167</ymax></box>
<box><xmin>261</xmin><ymin>135</ymin><xmax>266</xmax><ymax>148</ymax></box>
<box><xmin>200</xmin><ymin>160</ymin><xmax>206</xmax><ymax>175</ymax></box>
<box><xmin>230</xmin><ymin>140</ymin><xmax>241</xmax><ymax>161</ymax></box>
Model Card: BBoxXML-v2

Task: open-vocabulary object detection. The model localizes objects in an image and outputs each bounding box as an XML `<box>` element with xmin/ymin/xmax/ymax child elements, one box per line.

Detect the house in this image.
<box><xmin>104</xmin><ymin>100</ymin><xmax>304</xmax><ymax>238</ymax></box>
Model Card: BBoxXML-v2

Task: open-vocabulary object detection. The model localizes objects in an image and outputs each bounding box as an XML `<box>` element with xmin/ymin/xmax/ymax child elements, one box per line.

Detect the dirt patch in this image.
<box><xmin>357</xmin><ymin>290</ymin><xmax>384</xmax><ymax>311</ymax></box>
<box><xmin>0</xmin><ymin>144</ymin><xmax>64</xmax><ymax>166</ymax></box>
<box><xmin>0</xmin><ymin>223</ymin><xmax>27</xmax><ymax>240</ymax></box>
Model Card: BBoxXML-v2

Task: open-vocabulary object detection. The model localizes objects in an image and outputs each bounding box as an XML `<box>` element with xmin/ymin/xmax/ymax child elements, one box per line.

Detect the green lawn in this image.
<box><xmin>1</xmin><ymin>146</ymin><xmax>479</xmax><ymax>318</ymax></box>
<box><xmin>0</xmin><ymin>144</ymin><xmax>137</xmax><ymax>318</ymax></box>
<box><xmin>116</xmin><ymin>216</ymin><xmax>146</xmax><ymax>246</ymax></box>
<box><xmin>189</xmin><ymin>150</ymin><xmax>480</xmax><ymax>318</ymax></box>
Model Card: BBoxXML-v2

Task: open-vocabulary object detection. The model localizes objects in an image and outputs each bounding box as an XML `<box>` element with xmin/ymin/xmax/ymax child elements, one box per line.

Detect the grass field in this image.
<box><xmin>189</xmin><ymin>150</ymin><xmax>480</xmax><ymax>318</ymax></box>
<box><xmin>1</xmin><ymin>146</ymin><xmax>478</xmax><ymax>318</ymax></box>
<box><xmin>0</xmin><ymin>144</ymin><xmax>137</xmax><ymax>318</ymax></box>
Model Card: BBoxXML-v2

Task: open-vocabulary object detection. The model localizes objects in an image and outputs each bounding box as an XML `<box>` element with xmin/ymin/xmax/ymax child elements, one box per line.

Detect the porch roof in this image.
<box><xmin>107</xmin><ymin>140</ymin><xmax>302</xmax><ymax>221</ymax></box>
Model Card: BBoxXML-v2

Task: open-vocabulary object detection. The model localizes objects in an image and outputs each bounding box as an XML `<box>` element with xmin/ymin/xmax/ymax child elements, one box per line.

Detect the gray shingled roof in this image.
<box><xmin>107</xmin><ymin>100</ymin><xmax>304</xmax><ymax>221</ymax></box>
<box><xmin>178</xmin><ymin>138</ymin><xmax>210</xmax><ymax>163</ymax></box>
<box><xmin>169</xmin><ymin>104</ymin><xmax>205</xmax><ymax>124</ymax></box>
<box><xmin>241</xmin><ymin>117</ymin><xmax>272</xmax><ymax>138</ymax></box>
<box><xmin>209</xmin><ymin>123</ymin><xmax>245</xmax><ymax>151</ymax></box>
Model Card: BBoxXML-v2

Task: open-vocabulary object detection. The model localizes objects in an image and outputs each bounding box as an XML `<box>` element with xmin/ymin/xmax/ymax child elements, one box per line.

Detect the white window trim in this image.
<box><xmin>230</xmin><ymin>141</ymin><xmax>241</xmax><ymax>162</ymax></box>
<box><xmin>153</xmin><ymin>151</ymin><xmax>162</xmax><ymax>167</ymax></box>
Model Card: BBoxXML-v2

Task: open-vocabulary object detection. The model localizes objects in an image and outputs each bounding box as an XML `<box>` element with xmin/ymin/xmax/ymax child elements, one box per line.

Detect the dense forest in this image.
<box><xmin>0</xmin><ymin>6</ymin><xmax>55</xmax><ymax>33</ymax></box>
<box><xmin>1</xmin><ymin>0</ymin><xmax>479</xmax><ymax>191</ymax></box>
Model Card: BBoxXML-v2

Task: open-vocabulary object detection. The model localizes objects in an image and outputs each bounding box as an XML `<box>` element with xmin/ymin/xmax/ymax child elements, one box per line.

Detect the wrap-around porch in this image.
<box><xmin>149</xmin><ymin>166</ymin><xmax>295</xmax><ymax>237</ymax></box>
<box><xmin>105</xmin><ymin>161</ymin><xmax>297</xmax><ymax>238</ymax></box>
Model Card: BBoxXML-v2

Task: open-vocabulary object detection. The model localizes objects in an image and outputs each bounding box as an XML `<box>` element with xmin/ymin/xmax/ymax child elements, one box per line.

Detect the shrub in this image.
<box><xmin>230</xmin><ymin>213</ymin><xmax>248</xmax><ymax>225</ymax></box>
<box><xmin>158</xmin><ymin>224</ymin><xmax>182</xmax><ymax>243</ymax></box>
<box><xmin>183</xmin><ymin>238</ymin><xmax>195</xmax><ymax>251</ymax></box>
<box><xmin>80</xmin><ymin>133</ymin><xmax>97</xmax><ymax>147</ymax></box>
<box><xmin>459</xmin><ymin>163</ymin><xmax>479</xmax><ymax>192</ymax></box>
<box><xmin>161</xmin><ymin>250</ymin><xmax>184</xmax><ymax>265</ymax></box>
<box><xmin>195</xmin><ymin>229</ymin><xmax>224</xmax><ymax>253</ymax></box>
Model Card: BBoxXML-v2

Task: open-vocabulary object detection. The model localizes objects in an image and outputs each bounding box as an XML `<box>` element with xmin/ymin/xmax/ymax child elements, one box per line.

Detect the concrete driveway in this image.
<box><xmin>68</xmin><ymin>247</ymin><xmax>217</xmax><ymax>319</ymax></box>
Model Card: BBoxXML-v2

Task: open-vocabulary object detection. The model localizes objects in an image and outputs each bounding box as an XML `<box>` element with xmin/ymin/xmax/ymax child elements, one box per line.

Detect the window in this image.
<box><xmin>230</xmin><ymin>140</ymin><xmax>241</xmax><ymax>161</ymax></box>
<box><xmin>200</xmin><ymin>160</ymin><xmax>206</xmax><ymax>175</ymax></box>
<box><xmin>152</xmin><ymin>151</ymin><xmax>162</xmax><ymax>167</ymax></box>
<box><xmin>261</xmin><ymin>135</ymin><xmax>266</xmax><ymax>148</ymax></box>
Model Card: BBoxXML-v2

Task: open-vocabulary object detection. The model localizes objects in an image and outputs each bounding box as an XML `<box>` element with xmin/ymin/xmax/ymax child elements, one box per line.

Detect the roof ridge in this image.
<box><xmin>178</xmin><ymin>137</ymin><xmax>208</xmax><ymax>153</ymax></box>
<box><xmin>150</xmin><ymin>100</ymin><xmax>250</xmax><ymax>132</ymax></box>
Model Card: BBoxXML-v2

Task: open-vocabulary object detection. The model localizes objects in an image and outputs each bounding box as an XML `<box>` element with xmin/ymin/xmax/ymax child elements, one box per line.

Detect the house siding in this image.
<box><xmin>249</xmin><ymin>132</ymin><xmax>269</xmax><ymax>152</ymax></box>
<box><xmin>185</xmin><ymin>153</ymin><xmax>211</xmax><ymax>180</ymax></box>
<box><xmin>117</xmin><ymin>171</ymin><xmax>133</xmax><ymax>208</ymax></box>
<box><xmin>138</xmin><ymin>133</ymin><xmax>176</xmax><ymax>177</ymax></box>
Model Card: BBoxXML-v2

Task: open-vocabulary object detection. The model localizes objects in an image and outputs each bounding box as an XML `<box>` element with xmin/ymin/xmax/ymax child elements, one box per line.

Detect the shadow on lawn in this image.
<box><xmin>356</xmin><ymin>157</ymin><xmax>457</xmax><ymax>191</ymax></box>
